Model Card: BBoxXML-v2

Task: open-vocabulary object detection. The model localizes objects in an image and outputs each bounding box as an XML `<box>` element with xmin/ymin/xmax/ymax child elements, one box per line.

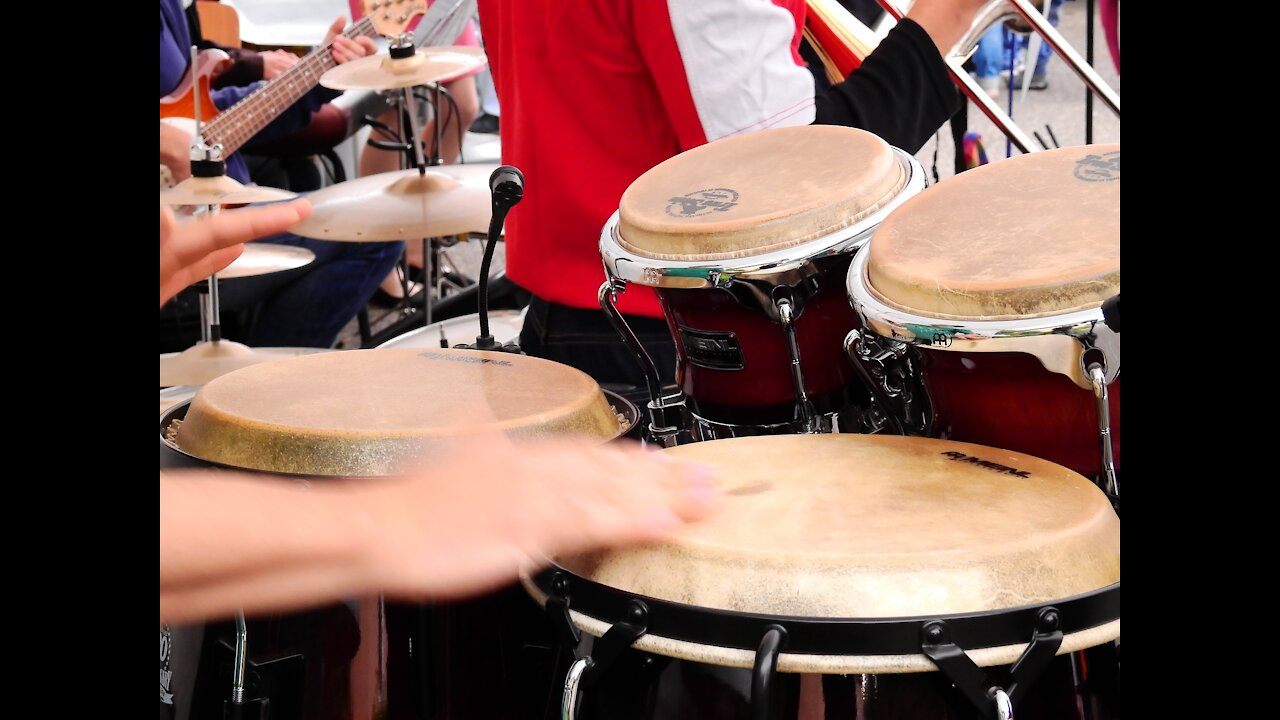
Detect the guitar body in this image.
<box><xmin>160</xmin><ymin>48</ymin><xmax>229</xmax><ymax>123</ymax></box>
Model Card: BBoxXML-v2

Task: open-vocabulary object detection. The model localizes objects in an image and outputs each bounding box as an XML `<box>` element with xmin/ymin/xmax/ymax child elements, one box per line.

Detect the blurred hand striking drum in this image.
<box><xmin>159</xmin><ymin>348</ymin><xmax>639</xmax><ymax>719</ymax></box>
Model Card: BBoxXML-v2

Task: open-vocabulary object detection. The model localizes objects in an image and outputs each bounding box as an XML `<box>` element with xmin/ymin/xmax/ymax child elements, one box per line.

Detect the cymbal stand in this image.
<box><xmin>188</xmin><ymin>45</ymin><xmax>230</xmax><ymax>350</ymax></box>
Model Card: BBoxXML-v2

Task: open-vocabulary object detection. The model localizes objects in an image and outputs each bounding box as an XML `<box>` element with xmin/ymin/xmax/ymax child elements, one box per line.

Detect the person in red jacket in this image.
<box><xmin>478</xmin><ymin>0</ymin><xmax>990</xmax><ymax>387</ymax></box>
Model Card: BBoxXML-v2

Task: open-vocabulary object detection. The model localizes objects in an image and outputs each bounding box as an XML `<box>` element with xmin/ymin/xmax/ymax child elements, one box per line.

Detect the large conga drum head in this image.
<box><xmin>535</xmin><ymin>434</ymin><xmax>1119</xmax><ymax>674</ymax></box>
<box><xmin>169</xmin><ymin>347</ymin><xmax>629</xmax><ymax>476</ymax></box>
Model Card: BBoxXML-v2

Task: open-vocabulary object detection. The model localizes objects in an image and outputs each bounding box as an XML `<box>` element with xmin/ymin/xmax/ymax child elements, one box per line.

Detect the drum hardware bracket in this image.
<box><xmin>775</xmin><ymin>298</ymin><xmax>819</xmax><ymax>433</ymax></box>
<box><xmin>1088</xmin><ymin>363</ymin><xmax>1120</xmax><ymax>506</ymax></box>
<box><xmin>550</xmin><ymin>573</ymin><xmax>651</xmax><ymax>720</ymax></box>
<box><xmin>921</xmin><ymin>607</ymin><xmax>1064</xmax><ymax>720</ymax></box>
<box><xmin>598</xmin><ymin>279</ymin><xmax>683</xmax><ymax>446</ymax></box>
<box><xmin>845</xmin><ymin>330</ymin><xmax>927</xmax><ymax>436</ymax></box>
<box><xmin>223</xmin><ymin>612</ymin><xmax>270</xmax><ymax>720</ymax></box>
<box><xmin>751</xmin><ymin>625</ymin><xmax>789</xmax><ymax>720</ymax></box>
<box><xmin>223</xmin><ymin>697</ymin><xmax>269</xmax><ymax>720</ymax></box>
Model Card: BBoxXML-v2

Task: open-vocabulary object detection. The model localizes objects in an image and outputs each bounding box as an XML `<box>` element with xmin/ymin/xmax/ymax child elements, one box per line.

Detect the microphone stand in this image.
<box><xmin>457</xmin><ymin>165</ymin><xmax>524</xmax><ymax>353</ymax></box>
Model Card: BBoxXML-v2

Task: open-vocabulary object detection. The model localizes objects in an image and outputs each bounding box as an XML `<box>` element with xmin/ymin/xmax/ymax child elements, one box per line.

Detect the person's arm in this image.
<box><xmin>209</xmin><ymin>18</ymin><xmax>375</xmax><ymax>145</ymax></box>
<box><xmin>812</xmin><ymin>18</ymin><xmax>960</xmax><ymax>153</ymax></box>
<box><xmin>161</xmin><ymin>440</ymin><xmax>718</xmax><ymax>624</ymax></box>
<box><xmin>631</xmin><ymin>0</ymin><xmax>985</xmax><ymax>154</ymax></box>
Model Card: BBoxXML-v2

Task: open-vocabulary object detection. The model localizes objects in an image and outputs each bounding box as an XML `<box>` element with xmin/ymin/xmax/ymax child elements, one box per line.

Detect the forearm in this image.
<box><xmin>813</xmin><ymin>19</ymin><xmax>960</xmax><ymax>153</ymax></box>
<box><xmin>159</xmin><ymin>471</ymin><xmax>382</xmax><ymax>623</ymax></box>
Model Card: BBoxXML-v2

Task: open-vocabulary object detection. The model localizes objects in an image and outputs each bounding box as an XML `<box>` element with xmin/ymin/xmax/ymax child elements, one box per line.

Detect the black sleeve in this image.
<box><xmin>211</xmin><ymin>49</ymin><xmax>265</xmax><ymax>89</ymax></box>
<box><xmin>813</xmin><ymin>18</ymin><xmax>961</xmax><ymax>153</ymax></box>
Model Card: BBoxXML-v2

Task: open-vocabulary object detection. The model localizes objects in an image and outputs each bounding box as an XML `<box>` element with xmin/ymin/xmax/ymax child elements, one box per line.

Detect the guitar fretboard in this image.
<box><xmin>201</xmin><ymin>16</ymin><xmax>378</xmax><ymax>155</ymax></box>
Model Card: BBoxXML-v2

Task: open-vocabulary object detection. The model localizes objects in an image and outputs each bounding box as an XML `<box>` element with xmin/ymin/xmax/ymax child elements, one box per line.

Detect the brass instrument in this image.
<box><xmin>805</xmin><ymin>0</ymin><xmax>1120</xmax><ymax>153</ymax></box>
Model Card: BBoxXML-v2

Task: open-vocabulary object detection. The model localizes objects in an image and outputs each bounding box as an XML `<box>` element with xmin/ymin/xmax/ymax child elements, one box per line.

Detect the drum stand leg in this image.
<box><xmin>1087</xmin><ymin>363</ymin><xmax>1120</xmax><ymax>509</ymax></box>
<box><xmin>774</xmin><ymin>298</ymin><xmax>819</xmax><ymax>433</ymax></box>
<box><xmin>598</xmin><ymin>279</ymin><xmax>684</xmax><ymax>447</ymax></box>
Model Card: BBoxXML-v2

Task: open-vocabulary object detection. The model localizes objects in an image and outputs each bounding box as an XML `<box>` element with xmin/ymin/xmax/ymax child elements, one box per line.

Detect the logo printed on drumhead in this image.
<box><xmin>665</xmin><ymin>188</ymin><xmax>740</xmax><ymax>218</ymax></box>
<box><xmin>418</xmin><ymin>351</ymin><xmax>513</xmax><ymax>367</ymax></box>
<box><xmin>1073</xmin><ymin>151</ymin><xmax>1120</xmax><ymax>182</ymax></box>
<box><xmin>941</xmin><ymin>451</ymin><xmax>1032</xmax><ymax>477</ymax></box>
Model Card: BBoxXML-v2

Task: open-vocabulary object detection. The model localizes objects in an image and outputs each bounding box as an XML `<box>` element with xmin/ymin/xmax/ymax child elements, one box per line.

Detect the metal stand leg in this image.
<box><xmin>774</xmin><ymin>298</ymin><xmax>818</xmax><ymax>433</ymax></box>
<box><xmin>1087</xmin><ymin>363</ymin><xmax>1119</xmax><ymax>504</ymax></box>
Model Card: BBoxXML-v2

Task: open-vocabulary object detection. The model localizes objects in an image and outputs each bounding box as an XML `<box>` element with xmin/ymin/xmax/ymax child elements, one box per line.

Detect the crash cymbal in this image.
<box><xmin>218</xmin><ymin>243</ymin><xmax>316</xmax><ymax>279</ymax></box>
<box><xmin>289</xmin><ymin>164</ymin><xmax>495</xmax><ymax>241</ymax></box>
<box><xmin>319</xmin><ymin>45</ymin><xmax>487</xmax><ymax>91</ymax></box>
<box><xmin>161</xmin><ymin>175</ymin><xmax>298</xmax><ymax>206</ymax></box>
<box><xmin>160</xmin><ymin>341</ymin><xmax>328</xmax><ymax>387</ymax></box>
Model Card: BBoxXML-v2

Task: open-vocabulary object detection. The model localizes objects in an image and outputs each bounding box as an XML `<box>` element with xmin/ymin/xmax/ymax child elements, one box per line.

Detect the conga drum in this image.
<box><xmin>846</xmin><ymin>146</ymin><xmax>1120</xmax><ymax>488</ymax></box>
<box><xmin>599</xmin><ymin>125</ymin><xmax>925</xmax><ymax>443</ymax></box>
<box><xmin>159</xmin><ymin>348</ymin><xmax>638</xmax><ymax>720</ymax></box>
<box><xmin>526</xmin><ymin>434</ymin><xmax>1120</xmax><ymax>719</ymax></box>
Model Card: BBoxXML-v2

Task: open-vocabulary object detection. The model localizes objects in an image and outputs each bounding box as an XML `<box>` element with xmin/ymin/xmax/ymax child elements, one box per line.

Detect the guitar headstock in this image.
<box><xmin>361</xmin><ymin>0</ymin><xmax>428</xmax><ymax>39</ymax></box>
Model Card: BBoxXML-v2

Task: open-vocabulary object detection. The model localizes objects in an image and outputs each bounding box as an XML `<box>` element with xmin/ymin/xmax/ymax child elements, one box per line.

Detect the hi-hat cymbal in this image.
<box><xmin>161</xmin><ymin>175</ymin><xmax>298</xmax><ymax>206</ymax></box>
<box><xmin>160</xmin><ymin>341</ymin><xmax>328</xmax><ymax>387</ymax></box>
<box><xmin>218</xmin><ymin>243</ymin><xmax>316</xmax><ymax>279</ymax></box>
<box><xmin>289</xmin><ymin>164</ymin><xmax>496</xmax><ymax>242</ymax></box>
<box><xmin>320</xmin><ymin>46</ymin><xmax>487</xmax><ymax>91</ymax></box>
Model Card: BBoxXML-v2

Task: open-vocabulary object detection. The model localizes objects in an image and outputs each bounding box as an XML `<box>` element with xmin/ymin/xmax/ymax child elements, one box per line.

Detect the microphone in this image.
<box><xmin>467</xmin><ymin>165</ymin><xmax>525</xmax><ymax>352</ymax></box>
<box><xmin>1101</xmin><ymin>293</ymin><xmax>1120</xmax><ymax>333</ymax></box>
<box><xmin>490</xmin><ymin>165</ymin><xmax>524</xmax><ymax>205</ymax></box>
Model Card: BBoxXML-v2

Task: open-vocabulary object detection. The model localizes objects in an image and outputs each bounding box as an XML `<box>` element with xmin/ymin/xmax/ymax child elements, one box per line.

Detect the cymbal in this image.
<box><xmin>320</xmin><ymin>46</ymin><xmax>487</xmax><ymax>91</ymax></box>
<box><xmin>289</xmin><ymin>164</ymin><xmax>496</xmax><ymax>242</ymax></box>
<box><xmin>160</xmin><ymin>341</ymin><xmax>328</xmax><ymax>387</ymax></box>
<box><xmin>218</xmin><ymin>243</ymin><xmax>316</xmax><ymax>279</ymax></box>
<box><xmin>161</xmin><ymin>175</ymin><xmax>298</xmax><ymax>206</ymax></box>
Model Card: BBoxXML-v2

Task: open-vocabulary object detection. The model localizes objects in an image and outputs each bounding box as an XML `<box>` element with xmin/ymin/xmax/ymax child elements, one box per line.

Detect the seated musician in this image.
<box><xmin>159</xmin><ymin>0</ymin><xmax>402</xmax><ymax>348</ymax></box>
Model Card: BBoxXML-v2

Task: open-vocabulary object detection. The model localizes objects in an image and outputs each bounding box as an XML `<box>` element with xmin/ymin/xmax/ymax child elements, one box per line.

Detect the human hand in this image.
<box><xmin>160</xmin><ymin>122</ymin><xmax>194</xmax><ymax>185</ymax></box>
<box><xmin>261</xmin><ymin>49</ymin><xmax>300</xmax><ymax>79</ymax></box>
<box><xmin>324</xmin><ymin>17</ymin><xmax>378</xmax><ymax>65</ymax></box>
<box><xmin>160</xmin><ymin>199</ymin><xmax>313</xmax><ymax>306</ymax></box>
<box><xmin>359</xmin><ymin>438</ymin><xmax>721</xmax><ymax>601</ymax></box>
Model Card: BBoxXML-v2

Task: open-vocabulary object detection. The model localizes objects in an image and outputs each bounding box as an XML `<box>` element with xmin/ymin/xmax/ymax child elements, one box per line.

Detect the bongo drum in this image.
<box><xmin>159</xmin><ymin>348</ymin><xmax>637</xmax><ymax>719</ymax></box>
<box><xmin>599</xmin><ymin>125</ymin><xmax>925</xmax><ymax>444</ymax></box>
<box><xmin>846</xmin><ymin>145</ymin><xmax>1120</xmax><ymax>490</ymax></box>
<box><xmin>525</xmin><ymin>434</ymin><xmax>1120</xmax><ymax>720</ymax></box>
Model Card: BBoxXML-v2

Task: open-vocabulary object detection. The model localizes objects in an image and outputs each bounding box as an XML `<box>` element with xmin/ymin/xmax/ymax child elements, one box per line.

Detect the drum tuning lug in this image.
<box><xmin>578</xmin><ymin>600</ymin><xmax>649</xmax><ymax>689</ymax></box>
<box><xmin>922</xmin><ymin>611</ymin><xmax>1064</xmax><ymax>719</ymax></box>
<box><xmin>544</xmin><ymin>582</ymin><xmax>581</xmax><ymax>650</ymax></box>
<box><xmin>750</xmin><ymin>625</ymin><xmax>788</xmax><ymax>720</ymax></box>
<box><xmin>1038</xmin><ymin>608</ymin><xmax>1060</xmax><ymax>632</ymax></box>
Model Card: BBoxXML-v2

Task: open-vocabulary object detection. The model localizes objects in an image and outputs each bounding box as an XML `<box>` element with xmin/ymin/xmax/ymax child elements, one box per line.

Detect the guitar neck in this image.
<box><xmin>201</xmin><ymin>16</ymin><xmax>378</xmax><ymax>156</ymax></box>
